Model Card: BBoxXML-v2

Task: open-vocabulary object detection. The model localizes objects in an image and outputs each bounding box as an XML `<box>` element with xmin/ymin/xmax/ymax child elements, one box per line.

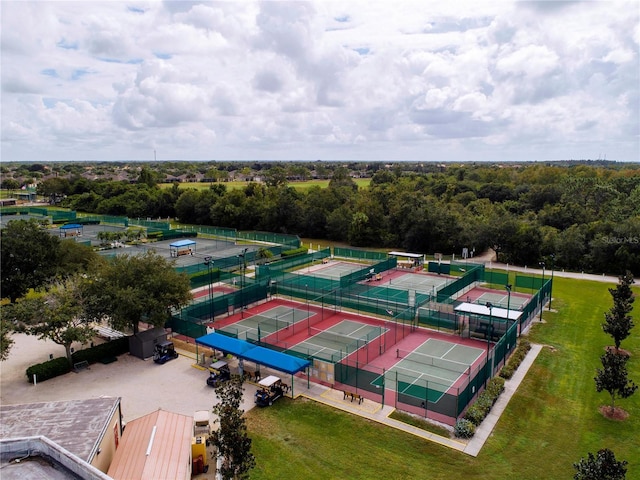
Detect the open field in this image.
<box><xmin>245</xmin><ymin>275</ymin><xmax>640</xmax><ymax>479</ymax></box>
<box><xmin>158</xmin><ymin>178</ymin><xmax>371</xmax><ymax>192</ymax></box>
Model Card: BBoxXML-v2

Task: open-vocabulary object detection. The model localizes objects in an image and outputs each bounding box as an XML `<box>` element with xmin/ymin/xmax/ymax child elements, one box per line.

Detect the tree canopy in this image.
<box><xmin>43</xmin><ymin>161</ymin><xmax>640</xmax><ymax>275</ymax></box>
<box><xmin>594</xmin><ymin>350</ymin><xmax>638</xmax><ymax>414</ymax></box>
<box><xmin>210</xmin><ymin>375</ymin><xmax>256</xmax><ymax>480</ymax></box>
<box><xmin>602</xmin><ymin>272</ymin><xmax>635</xmax><ymax>351</ymax></box>
<box><xmin>573</xmin><ymin>448</ymin><xmax>628</xmax><ymax>480</ymax></box>
<box><xmin>83</xmin><ymin>251</ymin><xmax>192</xmax><ymax>334</ymax></box>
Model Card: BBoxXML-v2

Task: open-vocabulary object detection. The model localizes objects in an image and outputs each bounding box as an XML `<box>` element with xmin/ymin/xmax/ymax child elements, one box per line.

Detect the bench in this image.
<box><xmin>342</xmin><ymin>390</ymin><xmax>364</xmax><ymax>404</ymax></box>
<box><xmin>73</xmin><ymin>360</ymin><xmax>90</xmax><ymax>372</ymax></box>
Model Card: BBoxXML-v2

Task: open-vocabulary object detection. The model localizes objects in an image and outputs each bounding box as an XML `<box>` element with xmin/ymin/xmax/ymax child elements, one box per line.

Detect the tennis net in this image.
<box><xmin>396</xmin><ymin>348</ymin><xmax>471</xmax><ymax>375</ymax></box>
<box><xmin>246</xmin><ymin>314</ymin><xmax>291</xmax><ymax>331</ymax></box>
<box><xmin>308</xmin><ymin>327</ymin><xmax>366</xmax><ymax>349</ymax></box>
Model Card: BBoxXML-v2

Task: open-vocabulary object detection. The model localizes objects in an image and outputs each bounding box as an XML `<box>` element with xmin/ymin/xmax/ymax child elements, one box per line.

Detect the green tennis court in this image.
<box><xmin>465</xmin><ymin>291</ymin><xmax>529</xmax><ymax>310</ymax></box>
<box><xmin>218</xmin><ymin>306</ymin><xmax>313</xmax><ymax>340</ymax></box>
<box><xmin>285</xmin><ymin>320</ymin><xmax>387</xmax><ymax>362</ymax></box>
<box><xmin>388</xmin><ymin>273</ymin><xmax>450</xmax><ymax>293</ymax></box>
<box><xmin>372</xmin><ymin>338</ymin><xmax>484</xmax><ymax>403</ymax></box>
<box><xmin>306</xmin><ymin>261</ymin><xmax>369</xmax><ymax>280</ymax></box>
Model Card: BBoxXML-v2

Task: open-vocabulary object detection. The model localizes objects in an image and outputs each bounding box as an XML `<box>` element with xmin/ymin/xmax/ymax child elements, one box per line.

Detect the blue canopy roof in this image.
<box><xmin>61</xmin><ymin>224</ymin><xmax>82</xmax><ymax>229</ymax></box>
<box><xmin>196</xmin><ymin>333</ymin><xmax>311</xmax><ymax>375</ymax></box>
<box><xmin>170</xmin><ymin>239</ymin><xmax>196</xmax><ymax>248</ymax></box>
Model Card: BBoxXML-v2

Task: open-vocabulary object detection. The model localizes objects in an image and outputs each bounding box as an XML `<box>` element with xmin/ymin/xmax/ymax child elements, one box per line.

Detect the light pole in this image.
<box><xmin>486</xmin><ymin>302</ymin><xmax>494</xmax><ymax>378</ymax></box>
<box><xmin>539</xmin><ymin>261</ymin><xmax>545</xmax><ymax>322</ymax></box>
<box><xmin>204</xmin><ymin>256</ymin><xmax>214</xmax><ymax>322</ymax></box>
<box><xmin>505</xmin><ymin>283</ymin><xmax>512</xmax><ymax>333</ymax></box>
<box><xmin>238</xmin><ymin>248</ymin><xmax>248</xmax><ymax>318</ymax></box>
<box><xmin>548</xmin><ymin>254</ymin><xmax>555</xmax><ymax>311</ymax></box>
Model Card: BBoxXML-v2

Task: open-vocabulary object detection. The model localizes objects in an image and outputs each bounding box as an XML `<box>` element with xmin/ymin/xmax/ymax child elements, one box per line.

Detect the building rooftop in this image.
<box><xmin>0</xmin><ymin>397</ymin><xmax>121</xmax><ymax>464</ymax></box>
<box><xmin>107</xmin><ymin>409</ymin><xmax>193</xmax><ymax>480</ymax></box>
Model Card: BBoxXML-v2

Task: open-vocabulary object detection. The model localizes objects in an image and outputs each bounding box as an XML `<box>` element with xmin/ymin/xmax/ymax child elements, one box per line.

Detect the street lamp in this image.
<box><xmin>486</xmin><ymin>302</ymin><xmax>494</xmax><ymax>377</ymax></box>
<box><xmin>204</xmin><ymin>256</ymin><xmax>214</xmax><ymax>321</ymax></box>
<box><xmin>539</xmin><ymin>261</ymin><xmax>546</xmax><ymax>322</ymax></box>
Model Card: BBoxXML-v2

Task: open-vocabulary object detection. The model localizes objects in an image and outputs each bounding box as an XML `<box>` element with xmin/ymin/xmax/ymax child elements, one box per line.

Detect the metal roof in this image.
<box><xmin>196</xmin><ymin>333</ymin><xmax>311</xmax><ymax>375</ymax></box>
<box><xmin>388</xmin><ymin>251</ymin><xmax>424</xmax><ymax>259</ymax></box>
<box><xmin>169</xmin><ymin>239</ymin><xmax>196</xmax><ymax>248</ymax></box>
<box><xmin>454</xmin><ymin>302</ymin><xmax>522</xmax><ymax>321</ymax></box>
<box><xmin>107</xmin><ymin>409</ymin><xmax>192</xmax><ymax>480</ymax></box>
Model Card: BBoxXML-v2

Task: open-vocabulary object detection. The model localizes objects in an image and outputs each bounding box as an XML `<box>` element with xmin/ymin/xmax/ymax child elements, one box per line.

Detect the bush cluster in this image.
<box><xmin>499</xmin><ymin>338</ymin><xmax>532</xmax><ymax>380</ymax></box>
<box><xmin>281</xmin><ymin>247</ymin><xmax>308</xmax><ymax>257</ymax></box>
<box><xmin>459</xmin><ymin>377</ymin><xmax>506</xmax><ymax>435</ymax></box>
<box><xmin>26</xmin><ymin>357</ymin><xmax>71</xmax><ymax>383</ymax></box>
<box><xmin>25</xmin><ymin>337</ymin><xmax>129</xmax><ymax>384</ymax></box>
<box><xmin>72</xmin><ymin>337</ymin><xmax>129</xmax><ymax>364</ymax></box>
<box><xmin>453</xmin><ymin>418</ymin><xmax>476</xmax><ymax>439</ymax></box>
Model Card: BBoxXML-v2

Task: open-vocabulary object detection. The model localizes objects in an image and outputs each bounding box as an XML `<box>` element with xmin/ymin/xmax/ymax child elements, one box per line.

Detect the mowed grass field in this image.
<box><xmin>158</xmin><ymin>178</ymin><xmax>371</xmax><ymax>192</ymax></box>
<box><xmin>244</xmin><ymin>276</ymin><xmax>640</xmax><ymax>480</ymax></box>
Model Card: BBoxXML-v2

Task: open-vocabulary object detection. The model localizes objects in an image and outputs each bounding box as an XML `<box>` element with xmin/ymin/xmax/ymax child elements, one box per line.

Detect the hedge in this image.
<box><xmin>499</xmin><ymin>338</ymin><xmax>532</xmax><ymax>380</ymax></box>
<box><xmin>72</xmin><ymin>337</ymin><xmax>129</xmax><ymax>364</ymax></box>
<box><xmin>25</xmin><ymin>337</ymin><xmax>130</xmax><ymax>384</ymax></box>
<box><xmin>281</xmin><ymin>247</ymin><xmax>308</xmax><ymax>257</ymax></box>
<box><xmin>26</xmin><ymin>357</ymin><xmax>71</xmax><ymax>383</ymax></box>
<box><xmin>461</xmin><ymin>377</ymin><xmax>507</xmax><ymax>432</ymax></box>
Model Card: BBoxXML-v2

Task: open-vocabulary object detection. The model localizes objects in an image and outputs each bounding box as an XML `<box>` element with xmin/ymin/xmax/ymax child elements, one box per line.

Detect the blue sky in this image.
<box><xmin>1</xmin><ymin>1</ymin><xmax>638</xmax><ymax>162</ymax></box>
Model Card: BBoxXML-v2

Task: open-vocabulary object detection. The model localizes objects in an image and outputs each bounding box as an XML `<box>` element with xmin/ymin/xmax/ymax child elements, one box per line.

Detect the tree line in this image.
<box><xmin>34</xmin><ymin>161</ymin><xmax>640</xmax><ymax>275</ymax></box>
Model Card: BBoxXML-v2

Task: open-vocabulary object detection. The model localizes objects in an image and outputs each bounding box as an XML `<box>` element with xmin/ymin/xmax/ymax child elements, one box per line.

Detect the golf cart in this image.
<box><xmin>206</xmin><ymin>360</ymin><xmax>231</xmax><ymax>387</ymax></box>
<box><xmin>153</xmin><ymin>341</ymin><xmax>179</xmax><ymax>364</ymax></box>
<box><xmin>254</xmin><ymin>375</ymin><xmax>284</xmax><ymax>407</ymax></box>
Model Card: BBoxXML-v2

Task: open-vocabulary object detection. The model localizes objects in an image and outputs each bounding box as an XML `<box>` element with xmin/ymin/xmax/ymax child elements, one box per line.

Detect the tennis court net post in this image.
<box><xmin>396</xmin><ymin>348</ymin><xmax>471</xmax><ymax>376</ymax></box>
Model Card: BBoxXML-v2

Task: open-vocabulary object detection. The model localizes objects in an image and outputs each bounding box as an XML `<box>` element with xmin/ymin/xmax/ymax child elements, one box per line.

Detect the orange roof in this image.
<box><xmin>107</xmin><ymin>409</ymin><xmax>193</xmax><ymax>480</ymax></box>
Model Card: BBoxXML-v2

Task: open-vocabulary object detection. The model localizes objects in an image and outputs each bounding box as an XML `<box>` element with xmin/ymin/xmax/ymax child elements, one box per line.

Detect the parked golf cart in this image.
<box><xmin>254</xmin><ymin>375</ymin><xmax>284</xmax><ymax>407</ymax></box>
<box><xmin>206</xmin><ymin>360</ymin><xmax>231</xmax><ymax>387</ymax></box>
<box><xmin>153</xmin><ymin>341</ymin><xmax>179</xmax><ymax>364</ymax></box>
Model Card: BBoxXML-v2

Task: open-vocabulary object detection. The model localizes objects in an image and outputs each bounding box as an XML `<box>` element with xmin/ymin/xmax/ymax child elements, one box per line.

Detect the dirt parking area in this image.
<box><xmin>0</xmin><ymin>334</ymin><xmax>259</xmax><ymax>423</ymax></box>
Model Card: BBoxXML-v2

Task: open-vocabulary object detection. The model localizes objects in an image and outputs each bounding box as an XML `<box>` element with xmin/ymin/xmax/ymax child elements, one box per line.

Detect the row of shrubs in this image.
<box><xmin>454</xmin><ymin>377</ymin><xmax>506</xmax><ymax>438</ymax></box>
<box><xmin>499</xmin><ymin>338</ymin><xmax>532</xmax><ymax>380</ymax></box>
<box><xmin>454</xmin><ymin>338</ymin><xmax>532</xmax><ymax>438</ymax></box>
<box><xmin>281</xmin><ymin>247</ymin><xmax>308</xmax><ymax>257</ymax></box>
<box><xmin>26</xmin><ymin>337</ymin><xmax>129</xmax><ymax>384</ymax></box>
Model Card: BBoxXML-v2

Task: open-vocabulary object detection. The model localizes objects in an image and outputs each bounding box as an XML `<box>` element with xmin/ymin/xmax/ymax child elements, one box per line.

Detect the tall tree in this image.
<box><xmin>83</xmin><ymin>251</ymin><xmax>192</xmax><ymax>334</ymax></box>
<box><xmin>573</xmin><ymin>448</ymin><xmax>627</xmax><ymax>480</ymax></box>
<box><xmin>0</xmin><ymin>318</ymin><xmax>14</xmax><ymax>361</ymax></box>
<box><xmin>1</xmin><ymin>219</ymin><xmax>61</xmax><ymax>302</ymax></box>
<box><xmin>594</xmin><ymin>350</ymin><xmax>638</xmax><ymax>415</ymax></box>
<box><xmin>602</xmin><ymin>271</ymin><xmax>635</xmax><ymax>352</ymax></box>
<box><xmin>5</xmin><ymin>276</ymin><xmax>96</xmax><ymax>367</ymax></box>
<box><xmin>210</xmin><ymin>375</ymin><xmax>256</xmax><ymax>480</ymax></box>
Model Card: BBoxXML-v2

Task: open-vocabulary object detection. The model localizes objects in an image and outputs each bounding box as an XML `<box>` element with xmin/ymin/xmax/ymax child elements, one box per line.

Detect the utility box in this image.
<box><xmin>193</xmin><ymin>410</ymin><xmax>211</xmax><ymax>436</ymax></box>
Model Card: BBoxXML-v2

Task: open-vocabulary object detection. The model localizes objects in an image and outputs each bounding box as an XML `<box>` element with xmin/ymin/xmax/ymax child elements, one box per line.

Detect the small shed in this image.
<box><xmin>169</xmin><ymin>239</ymin><xmax>196</xmax><ymax>258</ymax></box>
<box><xmin>129</xmin><ymin>327</ymin><xmax>168</xmax><ymax>360</ymax></box>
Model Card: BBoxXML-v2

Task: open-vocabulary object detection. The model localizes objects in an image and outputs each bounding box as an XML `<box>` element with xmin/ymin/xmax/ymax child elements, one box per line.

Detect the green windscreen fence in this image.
<box><xmin>484</xmin><ymin>270</ymin><xmax>509</xmax><ymax>286</ymax></box>
<box><xmin>333</xmin><ymin>247</ymin><xmax>388</xmax><ymax>261</ymax></box>
<box><xmin>435</xmin><ymin>264</ymin><xmax>484</xmax><ymax>302</ymax></box>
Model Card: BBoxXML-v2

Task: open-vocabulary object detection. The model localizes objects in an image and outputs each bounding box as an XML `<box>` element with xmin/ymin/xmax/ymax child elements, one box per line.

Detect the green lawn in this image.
<box><xmin>158</xmin><ymin>178</ymin><xmax>371</xmax><ymax>191</ymax></box>
<box><xmin>245</xmin><ymin>276</ymin><xmax>640</xmax><ymax>479</ymax></box>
